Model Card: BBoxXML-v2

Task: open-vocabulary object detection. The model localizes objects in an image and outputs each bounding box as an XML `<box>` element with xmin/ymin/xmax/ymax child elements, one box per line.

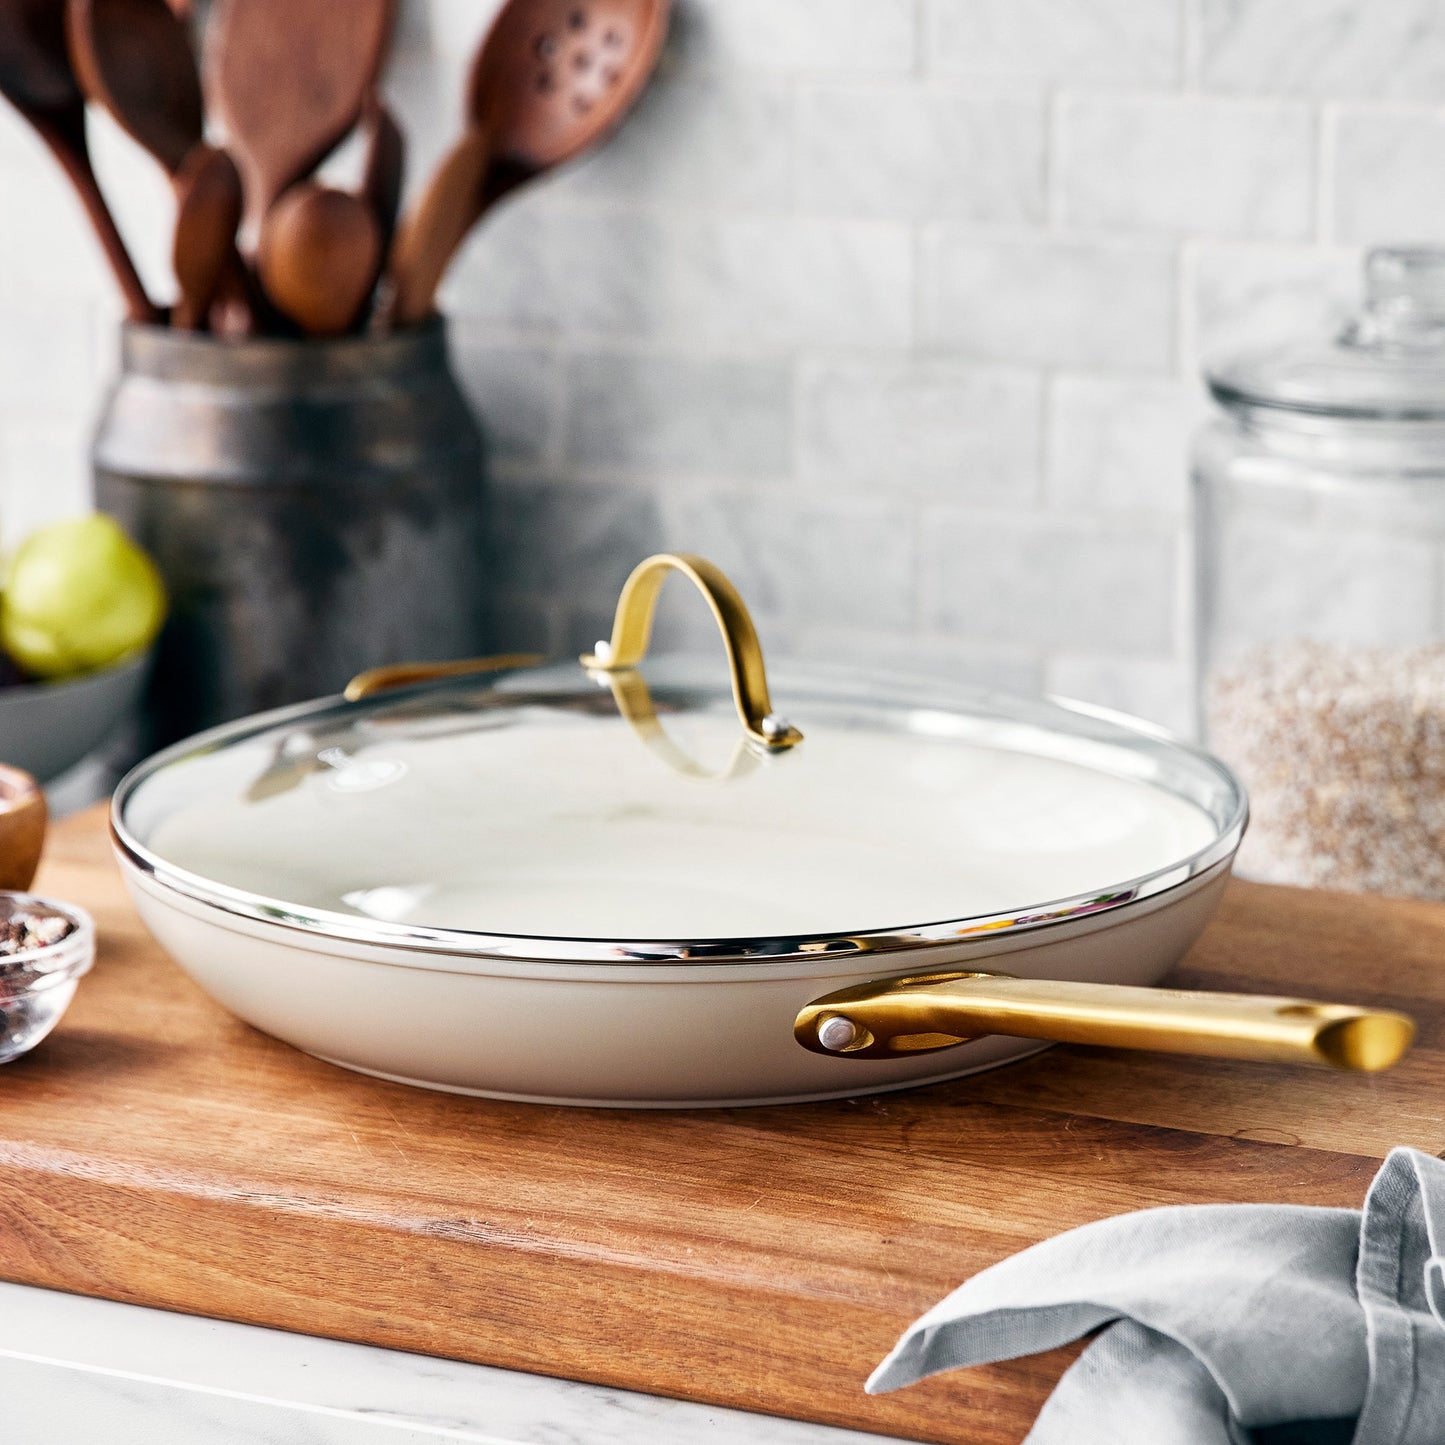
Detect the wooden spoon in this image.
<box><xmin>360</xmin><ymin>100</ymin><xmax>405</xmax><ymax>261</ymax></box>
<box><xmin>257</xmin><ymin>182</ymin><xmax>382</xmax><ymax>336</ymax></box>
<box><xmin>66</xmin><ymin>0</ymin><xmax>257</xmax><ymax>332</ymax></box>
<box><xmin>469</xmin><ymin>0</ymin><xmax>672</xmax><ymax>181</ymax></box>
<box><xmin>206</xmin><ymin>0</ymin><xmax>396</xmax><ymax>234</ymax></box>
<box><xmin>66</xmin><ymin>0</ymin><xmax>202</xmax><ymax>174</ymax></box>
<box><xmin>171</xmin><ymin>144</ymin><xmax>243</xmax><ymax>330</ymax></box>
<box><xmin>388</xmin><ymin>128</ymin><xmax>490</xmax><ymax>328</ymax></box>
<box><xmin>390</xmin><ymin>0</ymin><xmax>670</xmax><ymax>326</ymax></box>
<box><xmin>0</xmin><ymin>0</ymin><xmax>158</xmax><ymax>321</ymax></box>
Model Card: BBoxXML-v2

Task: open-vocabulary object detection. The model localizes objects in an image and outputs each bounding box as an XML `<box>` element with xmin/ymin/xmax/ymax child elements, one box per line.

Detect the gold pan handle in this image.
<box><xmin>794</xmin><ymin>971</ymin><xmax>1414</xmax><ymax>1072</ymax></box>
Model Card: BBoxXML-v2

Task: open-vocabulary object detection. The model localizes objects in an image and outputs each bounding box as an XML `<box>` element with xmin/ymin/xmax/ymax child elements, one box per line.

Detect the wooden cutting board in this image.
<box><xmin>0</xmin><ymin>803</ymin><xmax>1441</xmax><ymax>1445</ymax></box>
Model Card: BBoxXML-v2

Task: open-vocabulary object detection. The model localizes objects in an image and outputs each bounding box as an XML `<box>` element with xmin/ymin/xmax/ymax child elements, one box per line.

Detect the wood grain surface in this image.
<box><xmin>1</xmin><ymin>803</ymin><xmax>1441</xmax><ymax>1444</ymax></box>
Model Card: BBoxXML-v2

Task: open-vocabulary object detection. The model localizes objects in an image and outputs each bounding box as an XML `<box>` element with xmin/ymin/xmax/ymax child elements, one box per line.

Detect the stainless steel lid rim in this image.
<box><xmin>117</xmin><ymin>831</ymin><xmax>1243</xmax><ymax>975</ymax></box>
<box><xmin>110</xmin><ymin>655</ymin><xmax>1249</xmax><ymax>968</ymax></box>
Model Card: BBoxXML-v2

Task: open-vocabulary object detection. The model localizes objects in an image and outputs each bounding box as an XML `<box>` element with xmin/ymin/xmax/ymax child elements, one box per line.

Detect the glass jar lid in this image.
<box><xmin>1208</xmin><ymin>247</ymin><xmax>1445</xmax><ymax>421</ymax></box>
<box><xmin>112</xmin><ymin>556</ymin><xmax>1245</xmax><ymax>964</ymax></box>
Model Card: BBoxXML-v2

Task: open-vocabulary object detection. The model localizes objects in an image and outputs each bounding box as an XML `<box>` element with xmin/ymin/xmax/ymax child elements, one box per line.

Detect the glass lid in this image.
<box><xmin>113</xmin><ymin>555</ymin><xmax>1245</xmax><ymax>964</ymax></box>
<box><xmin>1208</xmin><ymin>247</ymin><xmax>1445</xmax><ymax>421</ymax></box>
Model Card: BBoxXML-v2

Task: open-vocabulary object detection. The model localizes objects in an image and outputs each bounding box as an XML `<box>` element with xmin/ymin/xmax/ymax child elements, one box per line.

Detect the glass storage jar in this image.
<box><xmin>1196</xmin><ymin>246</ymin><xmax>1445</xmax><ymax>899</ymax></box>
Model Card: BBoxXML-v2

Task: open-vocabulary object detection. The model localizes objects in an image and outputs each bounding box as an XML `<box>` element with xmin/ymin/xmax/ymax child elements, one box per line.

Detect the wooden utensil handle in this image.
<box><xmin>388</xmin><ymin>127</ymin><xmax>490</xmax><ymax>327</ymax></box>
<box><xmin>39</xmin><ymin>118</ymin><xmax>160</xmax><ymax>324</ymax></box>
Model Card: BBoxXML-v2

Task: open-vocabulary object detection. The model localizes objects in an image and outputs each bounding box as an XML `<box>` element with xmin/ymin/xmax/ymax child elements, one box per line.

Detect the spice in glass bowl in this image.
<box><xmin>0</xmin><ymin>895</ymin><xmax>95</xmax><ymax>1063</ymax></box>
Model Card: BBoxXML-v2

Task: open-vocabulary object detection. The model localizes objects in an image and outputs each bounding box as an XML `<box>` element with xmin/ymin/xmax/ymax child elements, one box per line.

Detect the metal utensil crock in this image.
<box><xmin>92</xmin><ymin>318</ymin><xmax>488</xmax><ymax>746</ymax></box>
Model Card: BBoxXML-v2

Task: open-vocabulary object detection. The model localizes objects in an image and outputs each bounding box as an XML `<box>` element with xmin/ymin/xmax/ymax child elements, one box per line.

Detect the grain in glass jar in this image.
<box><xmin>1197</xmin><ymin>247</ymin><xmax>1445</xmax><ymax>898</ymax></box>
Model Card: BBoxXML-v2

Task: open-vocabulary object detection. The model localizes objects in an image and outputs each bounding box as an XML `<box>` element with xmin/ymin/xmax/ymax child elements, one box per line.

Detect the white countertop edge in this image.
<box><xmin>0</xmin><ymin>1281</ymin><xmax>908</xmax><ymax>1444</ymax></box>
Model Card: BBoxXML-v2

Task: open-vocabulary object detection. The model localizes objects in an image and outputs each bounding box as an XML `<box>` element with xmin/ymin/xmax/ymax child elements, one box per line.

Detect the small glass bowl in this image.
<box><xmin>0</xmin><ymin>894</ymin><xmax>95</xmax><ymax>1063</ymax></box>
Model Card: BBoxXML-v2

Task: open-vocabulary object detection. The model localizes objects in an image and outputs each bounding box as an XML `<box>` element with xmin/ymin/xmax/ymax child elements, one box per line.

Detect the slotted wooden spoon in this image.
<box><xmin>206</xmin><ymin>0</ymin><xmax>395</xmax><ymax>234</ymax></box>
<box><xmin>0</xmin><ymin>0</ymin><xmax>157</xmax><ymax>321</ymax></box>
<box><xmin>390</xmin><ymin>0</ymin><xmax>669</xmax><ymax>326</ymax></box>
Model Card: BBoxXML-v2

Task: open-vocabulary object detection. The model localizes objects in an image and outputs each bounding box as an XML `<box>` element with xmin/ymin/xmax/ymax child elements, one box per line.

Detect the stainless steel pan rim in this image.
<box><xmin>110</xmin><ymin>678</ymin><xmax>1249</xmax><ymax>971</ymax></box>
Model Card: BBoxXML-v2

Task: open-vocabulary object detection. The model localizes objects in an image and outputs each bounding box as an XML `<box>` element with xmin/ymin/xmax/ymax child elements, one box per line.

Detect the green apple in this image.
<box><xmin>1</xmin><ymin>516</ymin><xmax>167</xmax><ymax>678</ymax></box>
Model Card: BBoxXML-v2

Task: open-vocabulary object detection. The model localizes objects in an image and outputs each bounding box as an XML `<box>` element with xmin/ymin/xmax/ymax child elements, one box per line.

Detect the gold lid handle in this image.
<box><xmin>581</xmin><ymin>553</ymin><xmax>802</xmax><ymax>754</ymax></box>
<box><xmin>794</xmin><ymin>971</ymin><xmax>1415</xmax><ymax>1072</ymax></box>
<box><xmin>344</xmin><ymin>653</ymin><xmax>545</xmax><ymax>702</ymax></box>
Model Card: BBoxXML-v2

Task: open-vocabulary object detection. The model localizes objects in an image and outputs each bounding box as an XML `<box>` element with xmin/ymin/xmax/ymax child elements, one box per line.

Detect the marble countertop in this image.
<box><xmin>0</xmin><ymin>1281</ymin><xmax>911</xmax><ymax>1444</ymax></box>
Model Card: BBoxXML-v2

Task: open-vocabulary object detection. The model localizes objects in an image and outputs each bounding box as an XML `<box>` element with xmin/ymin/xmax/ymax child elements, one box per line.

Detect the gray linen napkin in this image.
<box><xmin>867</xmin><ymin>1147</ymin><xmax>1445</xmax><ymax>1445</ymax></box>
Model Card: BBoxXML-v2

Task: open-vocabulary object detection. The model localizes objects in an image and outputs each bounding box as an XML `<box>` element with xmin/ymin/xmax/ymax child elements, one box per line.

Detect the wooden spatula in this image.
<box><xmin>206</xmin><ymin>0</ymin><xmax>396</xmax><ymax>234</ymax></box>
<box><xmin>0</xmin><ymin>0</ymin><xmax>157</xmax><ymax>321</ymax></box>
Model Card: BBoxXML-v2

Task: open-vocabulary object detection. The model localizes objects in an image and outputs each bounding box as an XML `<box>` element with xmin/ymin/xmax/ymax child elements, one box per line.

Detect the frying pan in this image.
<box><xmin>111</xmin><ymin>555</ymin><xmax>1412</xmax><ymax>1106</ymax></box>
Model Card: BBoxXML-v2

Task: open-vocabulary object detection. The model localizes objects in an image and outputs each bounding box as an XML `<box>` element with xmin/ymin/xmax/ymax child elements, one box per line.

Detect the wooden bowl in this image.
<box><xmin>0</xmin><ymin>764</ymin><xmax>47</xmax><ymax>891</ymax></box>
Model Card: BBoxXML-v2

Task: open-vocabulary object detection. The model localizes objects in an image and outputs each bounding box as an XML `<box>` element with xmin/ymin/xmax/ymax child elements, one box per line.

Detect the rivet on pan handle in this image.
<box><xmin>581</xmin><ymin>553</ymin><xmax>803</xmax><ymax>755</ymax></box>
<box><xmin>794</xmin><ymin>971</ymin><xmax>1416</xmax><ymax>1073</ymax></box>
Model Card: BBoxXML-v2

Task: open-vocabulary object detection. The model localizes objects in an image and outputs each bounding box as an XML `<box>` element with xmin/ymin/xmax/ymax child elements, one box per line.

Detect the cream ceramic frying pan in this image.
<box><xmin>111</xmin><ymin>555</ymin><xmax>1411</xmax><ymax>1105</ymax></box>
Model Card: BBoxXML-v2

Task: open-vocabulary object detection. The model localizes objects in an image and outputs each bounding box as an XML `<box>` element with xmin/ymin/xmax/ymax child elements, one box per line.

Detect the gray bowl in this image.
<box><xmin>0</xmin><ymin>652</ymin><xmax>151</xmax><ymax>783</ymax></box>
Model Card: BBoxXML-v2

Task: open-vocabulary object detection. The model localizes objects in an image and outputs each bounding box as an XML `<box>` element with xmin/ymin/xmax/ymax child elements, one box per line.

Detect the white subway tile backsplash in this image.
<box><xmin>1056</xmin><ymin>96</ymin><xmax>1314</xmax><ymax>240</ymax></box>
<box><xmin>565</xmin><ymin>73</ymin><xmax>792</xmax><ymax>209</ymax></box>
<box><xmin>1331</xmin><ymin>110</ymin><xmax>1445</xmax><ymax>245</ymax></box>
<box><xmin>0</xmin><ymin>416</ymin><xmax>94</xmax><ymax>549</ymax></box>
<box><xmin>442</xmin><ymin>207</ymin><xmax>668</xmax><ymax>338</ymax></box>
<box><xmin>1047</xmin><ymin>375</ymin><xmax>1197</xmax><ymax>516</ymax></box>
<box><xmin>797</xmin><ymin>358</ymin><xmax>1041</xmax><ymax>498</ymax></box>
<box><xmin>923</xmin><ymin>234</ymin><xmax>1176</xmax><ymax>370</ymax></box>
<box><xmin>1045</xmin><ymin>653</ymin><xmax>1195</xmax><ymax>733</ymax></box>
<box><xmin>788</xmin><ymin>626</ymin><xmax>1046</xmax><ymax>695</ymax></box>
<box><xmin>670</xmin><ymin>0</ymin><xmax>917</xmax><ymax>75</ymax></box>
<box><xmin>659</xmin><ymin>491</ymin><xmax>917</xmax><ymax>629</ymax></box>
<box><xmin>797</xmin><ymin>87</ymin><xmax>1045</xmax><ymax>223</ymax></box>
<box><xmin>1197</xmin><ymin>0</ymin><xmax>1445</xmax><ymax>101</ymax></box>
<box><xmin>0</xmin><ymin>143</ymin><xmax>122</xmax><ymax>307</ymax></box>
<box><xmin>0</xmin><ymin>0</ymin><xmax>1435</xmax><ymax>729</ymax></box>
<box><xmin>450</xmin><ymin>335</ymin><xmax>560</xmax><ymax>465</ymax></box>
<box><xmin>928</xmin><ymin>0</ymin><xmax>1182</xmax><ymax>86</ymax></box>
<box><xmin>87</xmin><ymin>115</ymin><xmax>177</xmax><ymax>305</ymax></box>
<box><xmin>490</xmin><ymin>482</ymin><xmax>666</xmax><ymax>602</ymax></box>
<box><xmin>0</xmin><ymin>300</ymin><xmax>101</xmax><ymax>413</ymax></box>
<box><xmin>451</xmin><ymin>211</ymin><xmax>913</xmax><ymax>349</ymax></box>
<box><xmin>0</xmin><ymin>111</ymin><xmax>172</xmax><ymax>315</ymax></box>
<box><xmin>922</xmin><ymin>513</ymin><xmax>1177</xmax><ymax>653</ymax></box>
<box><xmin>565</xmin><ymin>352</ymin><xmax>792</xmax><ymax>478</ymax></box>
<box><xmin>422</xmin><ymin>0</ymin><xmax>500</xmax><ymax>61</ymax></box>
<box><xmin>660</xmin><ymin>216</ymin><xmax>915</xmax><ymax>349</ymax></box>
<box><xmin>1184</xmin><ymin>241</ymin><xmax>1361</xmax><ymax>363</ymax></box>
